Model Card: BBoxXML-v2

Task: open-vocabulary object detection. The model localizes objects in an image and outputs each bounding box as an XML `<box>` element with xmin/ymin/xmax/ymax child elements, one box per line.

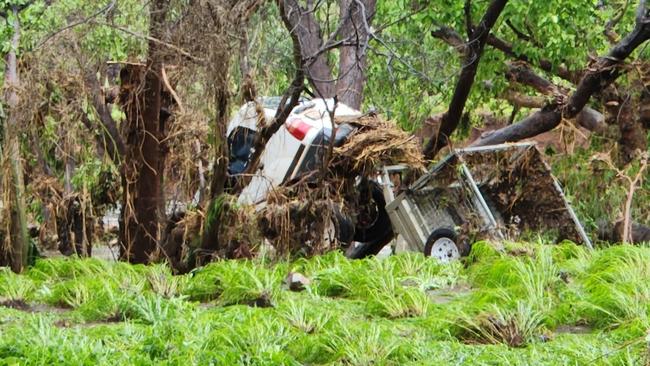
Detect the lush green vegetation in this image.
<box><xmin>1</xmin><ymin>241</ymin><xmax>649</xmax><ymax>365</ymax></box>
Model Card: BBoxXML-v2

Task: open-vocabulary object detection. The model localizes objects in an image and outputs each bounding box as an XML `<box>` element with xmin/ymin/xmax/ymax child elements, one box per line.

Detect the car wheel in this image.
<box><xmin>323</xmin><ymin>209</ymin><xmax>354</xmax><ymax>248</ymax></box>
<box><xmin>423</xmin><ymin>228</ymin><xmax>469</xmax><ymax>263</ymax></box>
<box><xmin>347</xmin><ymin>181</ymin><xmax>394</xmax><ymax>259</ymax></box>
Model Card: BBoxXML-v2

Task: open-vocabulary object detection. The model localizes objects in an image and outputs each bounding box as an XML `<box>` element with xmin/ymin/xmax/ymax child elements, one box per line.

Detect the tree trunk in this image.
<box><xmin>119</xmin><ymin>1</ymin><xmax>169</xmax><ymax>264</ymax></box>
<box><xmin>474</xmin><ymin>0</ymin><xmax>650</xmax><ymax>147</ymax></box>
<box><xmin>282</xmin><ymin>0</ymin><xmax>335</xmax><ymax>97</ymax></box>
<box><xmin>423</xmin><ymin>0</ymin><xmax>509</xmax><ymax>160</ymax></box>
<box><xmin>336</xmin><ymin>0</ymin><xmax>376</xmax><ymax>109</ymax></box>
<box><xmin>83</xmin><ymin>68</ymin><xmax>126</xmax><ymax>164</ymax></box>
<box><xmin>197</xmin><ymin>47</ymin><xmax>231</xmax><ymax>265</ymax></box>
<box><xmin>2</xmin><ymin>6</ymin><xmax>29</xmax><ymax>272</ymax></box>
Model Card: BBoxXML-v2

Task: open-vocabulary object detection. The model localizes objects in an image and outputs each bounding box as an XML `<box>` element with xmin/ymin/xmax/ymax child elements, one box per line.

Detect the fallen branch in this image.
<box><xmin>473</xmin><ymin>0</ymin><xmax>650</xmax><ymax>147</ymax></box>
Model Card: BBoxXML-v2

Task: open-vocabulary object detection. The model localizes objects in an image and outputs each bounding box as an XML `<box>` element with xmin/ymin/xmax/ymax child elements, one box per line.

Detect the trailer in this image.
<box><xmin>381</xmin><ymin>143</ymin><xmax>592</xmax><ymax>263</ymax></box>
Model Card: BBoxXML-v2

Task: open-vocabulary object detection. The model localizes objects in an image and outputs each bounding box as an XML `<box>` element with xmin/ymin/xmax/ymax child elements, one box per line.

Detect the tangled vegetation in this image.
<box><xmin>1</xmin><ymin>241</ymin><xmax>649</xmax><ymax>365</ymax></box>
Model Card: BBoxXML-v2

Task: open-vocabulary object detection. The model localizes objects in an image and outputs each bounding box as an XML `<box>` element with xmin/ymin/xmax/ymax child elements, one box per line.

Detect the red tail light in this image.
<box><xmin>286</xmin><ymin>118</ymin><xmax>312</xmax><ymax>141</ymax></box>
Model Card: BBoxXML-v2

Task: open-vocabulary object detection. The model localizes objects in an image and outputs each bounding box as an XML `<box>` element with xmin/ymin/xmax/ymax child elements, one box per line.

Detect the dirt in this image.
<box><xmin>462</xmin><ymin>146</ymin><xmax>587</xmax><ymax>244</ymax></box>
<box><xmin>554</xmin><ymin>325</ymin><xmax>593</xmax><ymax>335</ymax></box>
<box><xmin>427</xmin><ymin>286</ymin><xmax>473</xmax><ymax>305</ymax></box>
<box><xmin>0</xmin><ymin>299</ymin><xmax>31</xmax><ymax>311</ymax></box>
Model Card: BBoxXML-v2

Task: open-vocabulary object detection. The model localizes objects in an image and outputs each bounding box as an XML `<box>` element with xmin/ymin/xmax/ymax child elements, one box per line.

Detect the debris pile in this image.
<box><xmin>258</xmin><ymin>185</ymin><xmax>346</xmax><ymax>257</ymax></box>
<box><xmin>463</xmin><ymin>146</ymin><xmax>587</xmax><ymax>243</ymax></box>
<box><xmin>332</xmin><ymin>115</ymin><xmax>425</xmax><ymax>176</ymax></box>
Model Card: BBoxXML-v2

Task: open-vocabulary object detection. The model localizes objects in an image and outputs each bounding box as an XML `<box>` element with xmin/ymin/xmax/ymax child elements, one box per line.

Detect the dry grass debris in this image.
<box><xmin>333</xmin><ymin>114</ymin><xmax>425</xmax><ymax>176</ymax></box>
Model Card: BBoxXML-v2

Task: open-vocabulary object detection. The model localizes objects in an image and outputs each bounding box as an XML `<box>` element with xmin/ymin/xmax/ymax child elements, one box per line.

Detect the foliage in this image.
<box><xmin>1</xmin><ymin>243</ymin><xmax>650</xmax><ymax>364</ymax></box>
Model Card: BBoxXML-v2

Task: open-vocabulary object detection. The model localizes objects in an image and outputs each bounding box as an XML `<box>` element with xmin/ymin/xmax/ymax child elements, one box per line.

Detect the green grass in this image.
<box><xmin>1</xmin><ymin>242</ymin><xmax>649</xmax><ymax>365</ymax></box>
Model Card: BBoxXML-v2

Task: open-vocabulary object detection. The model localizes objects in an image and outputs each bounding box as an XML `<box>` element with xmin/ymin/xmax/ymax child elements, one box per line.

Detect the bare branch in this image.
<box><xmin>37</xmin><ymin>0</ymin><xmax>116</xmax><ymax>49</ymax></box>
<box><xmin>232</xmin><ymin>0</ymin><xmax>307</xmax><ymax>193</ymax></box>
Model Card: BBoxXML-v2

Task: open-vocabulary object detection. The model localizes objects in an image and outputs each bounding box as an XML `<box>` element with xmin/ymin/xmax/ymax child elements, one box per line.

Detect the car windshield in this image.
<box><xmin>259</xmin><ymin>96</ymin><xmax>309</xmax><ymax>111</ymax></box>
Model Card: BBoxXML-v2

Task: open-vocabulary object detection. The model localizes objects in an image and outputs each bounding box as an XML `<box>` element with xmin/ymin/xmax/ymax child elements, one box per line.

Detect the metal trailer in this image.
<box><xmin>381</xmin><ymin>143</ymin><xmax>592</xmax><ymax>262</ymax></box>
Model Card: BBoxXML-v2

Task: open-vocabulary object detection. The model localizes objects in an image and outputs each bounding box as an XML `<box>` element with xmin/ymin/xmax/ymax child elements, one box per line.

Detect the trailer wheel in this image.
<box><xmin>424</xmin><ymin>228</ymin><xmax>468</xmax><ymax>263</ymax></box>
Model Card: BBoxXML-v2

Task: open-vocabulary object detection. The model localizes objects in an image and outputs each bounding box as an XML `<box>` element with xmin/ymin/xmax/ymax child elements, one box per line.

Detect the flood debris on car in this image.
<box><xmin>255</xmin><ymin>113</ymin><xmax>424</xmax><ymax>257</ymax></box>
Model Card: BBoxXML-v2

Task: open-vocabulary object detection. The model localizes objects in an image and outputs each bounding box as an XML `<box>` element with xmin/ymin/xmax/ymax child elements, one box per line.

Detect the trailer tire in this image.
<box><xmin>423</xmin><ymin>228</ymin><xmax>469</xmax><ymax>262</ymax></box>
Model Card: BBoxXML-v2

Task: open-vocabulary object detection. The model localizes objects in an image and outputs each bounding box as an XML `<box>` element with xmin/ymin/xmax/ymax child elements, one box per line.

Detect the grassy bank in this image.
<box><xmin>0</xmin><ymin>241</ymin><xmax>649</xmax><ymax>365</ymax></box>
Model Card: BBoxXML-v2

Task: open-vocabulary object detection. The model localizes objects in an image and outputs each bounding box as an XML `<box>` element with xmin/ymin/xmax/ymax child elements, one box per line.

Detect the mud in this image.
<box><xmin>462</xmin><ymin>146</ymin><xmax>586</xmax><ymax>244</ymax></box>
<box><xmin>0</xmin><ymin>299</ymin><xmax>30</xmax><ymax>311</ymax></box>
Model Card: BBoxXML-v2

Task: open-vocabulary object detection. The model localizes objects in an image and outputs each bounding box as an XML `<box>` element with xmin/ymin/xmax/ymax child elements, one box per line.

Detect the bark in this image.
<box><xmin>486</xmin><ymin>34</ymin><xmax>579</xmax><ymax>83</ymax></box>
<box><xmin>431</xmin><ymin>26</ymin><xmax>468</xmax><ymax>56</ymax></box>
<box><xmin>194</xmin><ymin>1</ymin><xmax>265</xmax><ymax>265</ymax></box>
<box><xmin>506</xmin><ymin>63</ymin><xmax>607</xmax><ymax>133</ymax></box>
<box><xmin>2</xmin><ymin>6</ymin><xmax>29</xmax><ymax>272</ymax></box>
<box><xmin>474</xmin><ymin>0</ymin><xmax>650</xmax><ymax>147</ymax></box>
<box><xmin>336</xmin><ymin>0</ymin><xmax>376</xmax><ymax>109</ymax></box>
<box><xmin>119</xmin><ymin>0</ymin><xmax>169</xmax><ymax>264</ymax></box>
<box><xmin>83</xmin><ymin>68</ymin><xmax>126</xmax><ymax>164</ymax></box>
<box><xmin>506</xmin><ymin>62</ymin><xmax>566</xmax><ymax>95</ymax></box>
<box><xmin>504</xmin><ymin>91</ymin><xmax>546</xmax><ymax>108</ymax></box>
<box><xmin>423</xmin><ymin>0</ymin><xmax>509</xmax><ymax>160</ymax></box>
<box><xmin>280</xmin><ymin>0</ymin><xmax>335</xmax><ymax>97</ymax></box>
<box><xmin>197</xmin><ymin>48</ymin><xmax>231</xmax><ymax>264</ymax></box>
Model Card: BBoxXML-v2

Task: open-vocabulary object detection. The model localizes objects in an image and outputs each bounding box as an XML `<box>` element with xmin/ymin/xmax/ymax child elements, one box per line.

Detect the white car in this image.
<box><xmin>228</xmin><ymin>97</ymin><xmax>360</xmax><ymax>204</ymax></box>
<box><xmin>227</xmin><ymin>97</ymin><xmax>393</xmax><ymax>257</ymax></box>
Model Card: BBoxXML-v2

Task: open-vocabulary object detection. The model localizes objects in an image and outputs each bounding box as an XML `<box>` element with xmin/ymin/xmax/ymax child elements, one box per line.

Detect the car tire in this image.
<box><xmin>335</xmin><ymin>213</ymin><xmax>355</xmax><ymax>246</ymax></box>
<box><xmin>347</xmin><ymin>181</ymin><xmax>394</xmax><ymax>259</ymax></box>
<box><xmin>326</xmin><ymin>209</ymin><xmax>354</xmax><ymax>247</ymax></box>
<box><xmin>423</xmin><ymin>228</ymin><xmax>469</xmax><ymax>262</ymax></box>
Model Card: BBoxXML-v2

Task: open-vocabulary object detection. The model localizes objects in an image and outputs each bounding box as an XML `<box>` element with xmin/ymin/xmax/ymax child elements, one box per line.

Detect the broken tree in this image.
<box><xmin>119</xmin><ymin>0</ymin><xmax>170</xmax><ymax>264</ymax></box>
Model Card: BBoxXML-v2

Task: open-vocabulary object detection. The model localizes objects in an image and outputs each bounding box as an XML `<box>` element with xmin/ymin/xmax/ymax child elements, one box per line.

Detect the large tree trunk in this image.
<box><xmin>119</xmin><ymin>1</ymin><xmax>169</xmax><ymax>264</ymax></box>
<box><xmin>474</xmin><ymin>0</ymin><xmax>650</xmax><ymax>147</ymax></box>
<box><xmin>281</xmin><ymin>0</ymin><xmax>335</xmax><ymax>97</ymax></box>
<box><xmin>2</xmin><ymin>6</ymin><xmax>29</xmax><ymax>272</ymax></box>
<box><xmin>336</xmin><ymin>0</ymin><xmax>376</xmax><ymax>109</ymax></box>
<box><xmin>423</xmin><ymin>0</ymin><xmax>509</xmax><ymax>160</ymax></box>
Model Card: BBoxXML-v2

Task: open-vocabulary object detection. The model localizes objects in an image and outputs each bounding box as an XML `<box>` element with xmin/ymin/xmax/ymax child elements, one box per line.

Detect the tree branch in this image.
<box><xmin>473</xmin><ymin>0</ymin><xmax>650</xmax><ymax>146</ymax></box>
<box><xmin>280</xmin><ymin>0</ymin><xmax>335</xmax><ymax>97</ymax></box>
<box><xmin>82</xmin><ymin>68</ymin><xmax>126</xmax><ymax>164</ymax></box>
<box><xmin>430</xmin><ymin>24</ymin><xmax>579</xmax><ymax>83</ymax></box>
<box><xmin>232</xmin><ymin>0</ymin><xmax>306</xmax><ymax>193</ymax></box>
<box><xmin>423</xmin><ymin>0</ymin><xmax>509</xmax><ymax>160</ymax></box>
<box><xmin>464</xmin><ymin>0</ymin><xmax>474</xmax><ymax>36</ymax></box>
<box><xmin>505</xmin><ymin>19</ymin><xmax>541</xmax><ymax>47</ymax></box>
